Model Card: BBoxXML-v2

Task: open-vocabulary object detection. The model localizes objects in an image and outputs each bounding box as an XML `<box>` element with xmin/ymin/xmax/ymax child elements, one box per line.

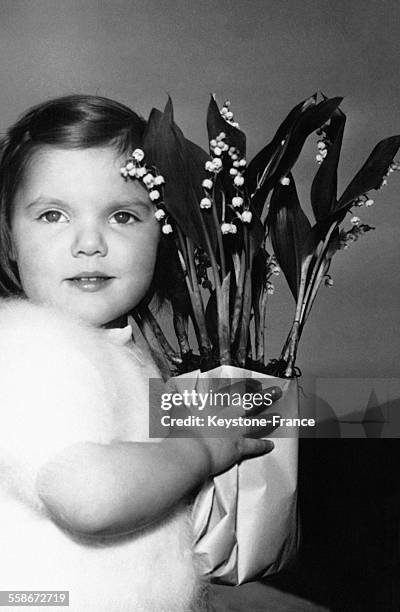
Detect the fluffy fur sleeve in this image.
<box><xmin>0</xmin><ymin>298</ymin><xmax>156</xmax><ymax>515</ymax></box>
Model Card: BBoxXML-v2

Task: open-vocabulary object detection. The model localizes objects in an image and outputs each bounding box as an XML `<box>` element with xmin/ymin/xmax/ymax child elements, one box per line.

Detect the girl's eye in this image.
<box><xmin>109</xmin><ymin>211</ymin><xmax>137</xmax><ymax>225</ymax></box>
<box><xmin>39</xmin><ymin>210</ymin><xmax>68</xmax><ymax>223</ymax></box>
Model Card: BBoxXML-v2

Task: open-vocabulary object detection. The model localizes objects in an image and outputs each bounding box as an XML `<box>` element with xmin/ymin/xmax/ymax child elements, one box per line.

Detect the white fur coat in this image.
<box><xmin>0</xmin><ymin>298</ymin><xmax>205</xmax><ymax>612</ymax></box>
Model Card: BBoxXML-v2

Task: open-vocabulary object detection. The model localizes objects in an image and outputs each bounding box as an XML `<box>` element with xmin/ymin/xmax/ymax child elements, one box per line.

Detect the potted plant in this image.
<box><xmin>120</xmin><ymin>93</ymin><xmax>400</xmax><ymax>584</ymax></box>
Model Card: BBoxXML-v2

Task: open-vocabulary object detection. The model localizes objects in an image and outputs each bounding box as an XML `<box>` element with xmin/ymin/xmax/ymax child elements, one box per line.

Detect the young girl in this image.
<box><xmin>0</xmin><ymin>95</ymin><xmax>277</xmax><ymax>612</ymax></box>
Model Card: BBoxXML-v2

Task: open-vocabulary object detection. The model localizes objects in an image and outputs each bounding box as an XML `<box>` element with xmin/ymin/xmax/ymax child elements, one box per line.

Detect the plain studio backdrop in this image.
<box><xmin>0</xmin><ymin>2</ymin><xmax>399</xmax><ymax>611</ymax></box>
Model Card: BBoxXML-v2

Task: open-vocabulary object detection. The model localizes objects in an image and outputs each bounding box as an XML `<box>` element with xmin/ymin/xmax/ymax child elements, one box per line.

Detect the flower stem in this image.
<box><xmin>255</xmin><ymin>288</ymin><xmax>268</xmax><ymax>363</ymax></box>
<box><xmin>230</xmin><ymin>250</ymin><xmax>246</xmax><ymax>343</ymax></box>
<box><xmin>185</xmin><ymin>235</ymin><xmax>212</xmax><ymax>356</ymax></box>
<box><xmin>211</xmin><ymin>190</ymin><xmax>226</xmax><ymax>279</ymax></box>
<box><xmin>198</xmin><ymin>199</ymin><xmax>231</xmax><ymax>364</ymax></box>
<box><xmin>299</xmin><ymin>221</ymin><xmax>338</xmax><ymax>326</ymax></box>
<box><xmin>176</xmin><ymin>229</ymin><xmax>190</xmax><ymax>286</ymax></box>
<box><xmin>300</xmin><ymin>258</ymin><xmax>330</xmax><ymax>332</ymax></box>
<box><xmin>133</xmin><ymin>309</ymin><xmax>176</xmax><ymax>379</ymax></box>
<box><xmin>253</xmin><ymin>293</ymin><xmax>261</xmax><ymax>361</ymax></box>
<box><xmin>281</xmin><ymin>320</ymin><xmax>300</xmax><ymax>378</ymax></box>
<box><xmin>280</xmin><ymin>252</ymin><xmax>313</xmax><ymax>377</ymax></box>
<box><xmin>219</xmin><ymin>272</ymin><xmax>232</xmax><ymax>364</ymax></box>
<box><xmin>235</xmin><ymin>226</ymin><xmax>252</xmax><ymax>366</ymax></box>
<box><xmin>173</xmin><ymin>310</ymin><xmax>191</xmax><ymax>357</ymax></box>
<box><xmin>235</xmin><ymin>269</ymin><xmax>252</xmax><ymax>366</ymax></box>
<box><xmin>175</xmin><ymin>228</ymin><xmax>212</xmax><ymax>360</ymax></box>
<box><xmin>139</xmin><ymin>306</ymin><xmax>182</xmax><ymax>364</ymax></box>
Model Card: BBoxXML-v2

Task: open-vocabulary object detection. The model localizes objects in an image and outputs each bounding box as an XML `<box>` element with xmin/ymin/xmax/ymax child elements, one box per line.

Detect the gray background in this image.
<box><xmin>0</xmin><ymin>0</ymin><xmax>399</xmax><ymax>380</ymax></box>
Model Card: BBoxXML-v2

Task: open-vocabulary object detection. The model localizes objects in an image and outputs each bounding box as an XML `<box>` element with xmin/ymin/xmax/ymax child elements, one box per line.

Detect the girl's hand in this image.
<box><xmin>167</xmin><ymin>381</ymin><xmax>282</xmax><ymax>477</ymax></box>
<box><xmin>195</xmin><ymin>431</ymin><xmax>276</xmax><ymax>478</ymax></box>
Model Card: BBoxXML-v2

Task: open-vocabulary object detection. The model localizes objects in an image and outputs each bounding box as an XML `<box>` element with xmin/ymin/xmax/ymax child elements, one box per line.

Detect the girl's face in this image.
<box><xmin>10</xmin><ymin>146</ymin><xmax>160</xmax><ymax>327</ymax></box>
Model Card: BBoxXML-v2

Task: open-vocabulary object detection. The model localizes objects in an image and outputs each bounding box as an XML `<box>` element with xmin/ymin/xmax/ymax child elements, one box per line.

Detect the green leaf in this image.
<box><xmin>268</xmin><ymin>174</ymin><xmax>312</xmax><ymax>300</ymax></box>
<box><xmin>142</xmin><ymin>107</ymin><xmax>163</xmax><ymax>144</ymax></box>
<box><xmin>248</xmin><ymin>96</ymin><xmax>342</xmax><ymax>217</ymax></box>
<box><xmin>205</xmin><ymin>276</ymin><xmax>235</xmax><ymax>355</ymax></box>
<box><xmin>270</xmin><ymin>98</ymin><xmax>343</xmax><ymax>189</ymax></box>
<box><xmin>324</xmin><ymin>227</ymin><xmax>341</xmax><ymax>260</ymax></box>
<box><xmin>251</xmin><ymin>247</ymin><xmax>269</xmax><ymax>303</ymax></box>
<box><xmin>304</xmin><ymin>206</ymin><xmax>350</xmax><ymax>265</ymax></box>
<box><xmin>246</xmin><ymin>93</ymin><xmax>317</xmax><ymax>202</ymax></box>
<box><xmin>337</xmin><ymin>135</ymin><xmax>400</xmax><ymax>209</ymax></box>
<box><xmin>205</xmin><ymin>290</ymin><xmax>218</xmax><ymax>349</ymax></box>
<box><xmin>165</xmin><ymin>249</ymin><xmax>192</xmax><ymax>311</ymax></box>
<box><xmin>248</xmin><ymin>209</ymin><xmax>265</xmax><ymax>262</ymax></box>
<box><xmin>206</xmin><ymin>95</ymin><xmax>246</xmax><ymax>156</ymax></box>
<box><xmin>143</xmin><ymin>98</ymin><xmax>216</xmax><ymax>251</ymax></box>
<box><xmin>311</xmin><ymin>107</ymin><xmax>346</xmax><ymax>221</ymax></box>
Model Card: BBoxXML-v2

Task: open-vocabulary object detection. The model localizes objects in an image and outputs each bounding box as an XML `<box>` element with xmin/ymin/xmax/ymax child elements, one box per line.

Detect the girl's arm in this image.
<box><xmin>0</xmin><ymin>301</ymin><xmax>277</xmax><ymax>536</ymax></box>
<box><xmin>36</xmin><ymin>434</ymin><xmax>275</xmax><ymax>536</ymax></box>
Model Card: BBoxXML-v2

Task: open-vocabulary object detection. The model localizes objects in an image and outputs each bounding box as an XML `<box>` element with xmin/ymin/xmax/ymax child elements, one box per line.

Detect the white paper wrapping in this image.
<box><xmin>172</xmin><ymin>365</ymin><xmax>299</xmax><ymax>585</ymax></box>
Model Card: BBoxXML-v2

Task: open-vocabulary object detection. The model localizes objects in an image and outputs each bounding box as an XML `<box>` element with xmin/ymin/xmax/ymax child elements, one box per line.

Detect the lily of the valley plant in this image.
<box><xmin>121</xmin><ymin>94</ymin><xmax>400</xmax><ymax>378</ymax></box>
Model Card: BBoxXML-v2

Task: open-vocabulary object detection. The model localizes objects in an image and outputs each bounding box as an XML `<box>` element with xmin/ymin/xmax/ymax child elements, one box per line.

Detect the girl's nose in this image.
<box><xmin>71</xmin><ymin>225</ymin><xmax>108</xmax><ymax>257</ymax></box>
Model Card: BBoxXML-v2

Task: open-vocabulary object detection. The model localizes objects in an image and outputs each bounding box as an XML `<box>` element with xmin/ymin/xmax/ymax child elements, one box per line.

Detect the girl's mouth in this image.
<box><xmin>67</xmin><ymin>276</ymin><xmax>114</xmax><ymax>292</ymax></box>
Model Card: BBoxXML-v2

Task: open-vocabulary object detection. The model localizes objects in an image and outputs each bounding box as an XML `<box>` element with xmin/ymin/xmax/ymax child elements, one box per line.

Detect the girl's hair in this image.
<box><xmin>0</xmin><ymin>94</ymin><xmax>170</xmax><ymax>309</ymax></box>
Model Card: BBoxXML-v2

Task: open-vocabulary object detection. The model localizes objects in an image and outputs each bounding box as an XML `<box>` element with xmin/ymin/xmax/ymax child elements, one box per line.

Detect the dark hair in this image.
<box><xmin>0</xmin><ymin>94</ymin><xmax>169</xmax><ymax>309</ymax></box>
